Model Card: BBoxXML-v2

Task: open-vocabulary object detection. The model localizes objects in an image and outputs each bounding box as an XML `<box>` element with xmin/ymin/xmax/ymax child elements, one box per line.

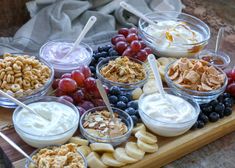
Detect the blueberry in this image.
<box><xmin>109</xmin><ymin>86</ymin><xmax>121</xmax><ymax>95</ymax></box>
<box><xmin>209</xmin><ymin>100</ymin><xmax>218</xmax><ymax>107</ymax></box>
<box><xmin>98</xmin><ymin>46</ymin><xmax>105</xmax><ymax>52</ymax></box>
<box><xmin>94</xmin><ymin>53</ymin><xmax>102</xmax><ymax>60</ymax></box>
<box><xmin>109</xmin><ymin>49</ymin><xmax>118</xmax><ymax>56</ymax></box>
<box><xmin>224</xmin><ymin>107</ymin><xmax>232</xmax><ymax>116</ymax></box>
<box><xmin>209</xmin><ymin>112</ymin><xmax>220</xmax><ymax>122</ymax></box>
<box><xmin>116</xmin><ymin>101</ymin><xmax>126</xmax><ymax>110</ymax></box>
<box><xmin>218</xmin><ymin>111</ymin><xmax>224</xmax><ymax>118</ymax></box>
<box><xmin>120</xmin><ymin>92</ymin><xmax>132</xmax><ymax>101</ymax></box>
<box><xmin>224</xmin><ymin>98</ymin><xmax>233</xmax><ymax>107</ymax></box>
<box><xmin>223</xmin><ymin>92</ymin><xmax>231</xmax><ymax>98</ymax></box>
<box><xmin>109</xmin><ymin>95</ymin><xmax>118</xmax><ymax>104</ymax></box>
<box><xmin>127</xmin><ymin>101</ymin><xmax>138</xmax><ymax>110</ymax></box>
<box><xmin>103</xmin><ymin>45</ymin><xmax>112</xmax><ymax>52</ymax></box>
<box><xmin>125</xmin><ymin>107</ymin><xmax>136</xmax><ymax>115</ymax></box>
<box><xmin>199</xmin><ymin>113</ymin><xmax>209</xmax><ymax>124</ymax></box>
<box><xmin>201</xmin><ymin>105</ymin><xmax>213</xmax><ymax>115</ymax></box>
<box><xmin>214</xmin><ymin>103</ymin><xmax>225</xmax><ymax>113</ymax></box>
<box><xmin>217</xmin><ymin>95</ymin><xmax>224</xmax><ymax>102</ymax></box>
<box><xmin>131</xmin><ymin>115</ymin><xmax>138</xmax><ymax>126</ymax></box>
<box><xmin>118</xmin><ymin>96</ymin><xmax>129</xmax><ymax>103</ymax></box>
<box><xmin>89</xmin><ymin>66</ymin><xmax>96</xmax><ymax>74</ymax></box>
<box><xmin>90</xmin><ymin>57</ymin><xmax>97</xmax><ymax>66</ymax></box>
<box><xmin>197</xmin><ymin>120</ymin><xmax>205</xmax><ymax>128</ymax></box>
<box><xmin>191</xmin><ymin>121</ymin><xmax>198</xmax><ymax>130</ymax></box>
<box><xmin>100</xmin><ymin>51</ymin><xmax>108</xmax><ymax>57</ymax></box>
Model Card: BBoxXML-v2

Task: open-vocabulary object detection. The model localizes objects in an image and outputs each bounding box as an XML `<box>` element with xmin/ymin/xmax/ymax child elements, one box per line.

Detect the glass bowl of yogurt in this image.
<box><xmin>138</xmin><ymin>11</ymin><xmax>210</xmax><ymax>58</ymax></box>
<box><xmin>13</xmin><ymin>96</ymin><xmax>80</xmax><ymax>148</ymax></box>
<box><xmin>138</xmin><ymin>88</ymin><xmax>200</xmax><ymax>137</ymax></box>
<box><xmin>39</xmin><ymin>40</ymin><xmax>93</xmax><ymax>78</ymax></box>
<box><xmin>80</xmin><ymin>106</ymin><xmax>133</xmax><ymax>146</ymax></box>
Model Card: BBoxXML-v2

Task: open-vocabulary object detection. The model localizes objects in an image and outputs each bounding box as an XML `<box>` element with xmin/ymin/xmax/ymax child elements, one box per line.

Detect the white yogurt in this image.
<box><xmin>15</xmin><ymin>101</ymin><xmax>78</xmax><ymax>148</ymax></box>
<box><xmin>144</xmin><ymin>21</ymin><xmax>203</xmax><ymax>57</ymax></box>
<box><xmin>139</xmin><ymin>93</ymin><xmax>198</xmax><ymax>137</ymax></box>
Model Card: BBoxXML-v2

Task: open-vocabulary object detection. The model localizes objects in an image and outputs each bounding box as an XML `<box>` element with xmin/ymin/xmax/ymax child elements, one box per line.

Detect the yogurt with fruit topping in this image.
<box><xmin>144</xmin><ymin>20</ymin><xmax>204</xmax><ymax>57</ymax></box>
<box><xmin>39</xmin><ymin>41</ymin><xmax>92</xmax><ymax>77</ymax></box>
<box><xmin>139</xmin><ymin>91</ymin><xmax>199</xmax><ymax>137</ymax></box>
<box><xmin>14</xmin><ymin>100</ymin><xmax>79</xmax><ymax>148</ymax></box>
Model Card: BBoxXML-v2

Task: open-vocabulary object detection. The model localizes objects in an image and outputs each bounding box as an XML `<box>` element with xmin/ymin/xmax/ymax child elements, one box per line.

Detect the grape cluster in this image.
<box><xmin>108</xmin><ymin>86</ymin><xmax>140</xmax><ymax>126</ymax></box>
<box><xmin>191</xmin><ymin>92</ymin><xmax>234</xmax><ymax>129</ymax></box>
<box><xmin>52</xmin><ymin>65</ymin><xmax>108</xmax><ymax>116</ymax></box>
<box><xmin>111</xmin><ymin>27</ymin><xmax>152</xmax><ymax>62</ymax></box>
<box><xmin>226</xmin><ymin>68</ymin><xmax>235</xmax><ymax>97</ymax></box>
<box><xmin>89</xmin><ymin>45</ymin><xmax>118</xmax><ymax>76</ymax></box>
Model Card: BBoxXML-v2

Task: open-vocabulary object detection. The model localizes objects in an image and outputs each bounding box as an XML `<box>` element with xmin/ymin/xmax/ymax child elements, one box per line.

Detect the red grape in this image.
<box><xmin>136</xmin><ymin>49</ymin><xmax>148</xmax><ymax>62</ymax></box>
<box><xmin>228</xmin><ymin>77</ymin><xmax>233</xmax><ymax>85</ymax></box>
<box><xmin>84</xmin><ymin>77</ymin><xmax>96</xmax><ymax>90</ymax></box>
<box><xmin>58</xmin><ymin>78</ymin><xmax>77</xmax><ymax>93</ymax></box>
<box><xmin>76</xmin><ymin>106</ymin><xmax>86</xmax><ymax>116</ymax></box>
<box><xmin>92</xmin><ymin>87</ymin><xmax>101</xmax><ymax>98</ymax></box>
<box><xmin>81</xmin><ymin>65</ymin><xmax>92</xmax><ymax>78</ymax></box>
<box><xmin>126</xmin><ymin>33</ymin><xmax>138</xmax><ymax>43</ymax></box>
<box><xmin>73</xmin><ymin>90</ymin><xmax>85</xmax><ymax>104</ymax></box>
<box><xmin>111</xmin><ymin>34</ymin><xmax>125</xmax><ymax>45</ymax></box>
<box><xmin>139</xmin><ymin>41</ymin><xmax>146</xmax><ymax>49</ymax></box>
<box><xmin>115</xmin><ymin>41</ymin><xmax>128</xmax><ymax>54</ymax></box>
<box><xmin>118</xmin><ymin>28</ymin><xmax>129</xmax><ymax>37</ymax></box>
<box><xmin>111</xmin><ymin>36</ymin><xmax>126</xmax><ymax>45</ymax></box>
<box><xmin>92</xmin><ymin>99</ymin><xmax>105</xmax><ymax>106</ymax></box>
<box><xmin>59</xmin><ymin>95</ymin><xmax>74</xmax><ymax>104</ymax></box>
<box><xmin>55</xmin><ymin>89</ymin><xmax>67</xmax><ymax>97</ymax></box>
<box><xmin>52</xmin><ymin>79</ymin><xmax>60</xmax><ymax>89</ymax></box>
<box><xmin>79</xmin><ymin>101</ymin><xmax>95</xmax><ymax>111</ymax></box>
<box><xmin>227</xmin><ymin>83</ymin><xmax>235</xmax><ymax>96</ymax></box>
<box><xmin>71</xmin><ymin>70</ymin><xmax>85</xmax><ymax>87</ymax></box>
<box><xmin>61</xmin><ymin>73</ymin><xmax>71</xmax><ymax>79</ymax></box>
<box><xmin>144</xmin><ymin>47</ymin><xmax>153</xmax><ymax>54</ymax></box>
<box><xmin>129</xmin><ymin>27</ymin><xmax>138</xmax><ymax>34</ymax></box>
<box><xmin>122</xmin><ymin>47</ymin><xmax>135</xmax><ymax>57</ymax></box>
<box><xmin>130</xmin><ymin>40</ymin><xmax>141</xmax><ymax>52</ymax></box>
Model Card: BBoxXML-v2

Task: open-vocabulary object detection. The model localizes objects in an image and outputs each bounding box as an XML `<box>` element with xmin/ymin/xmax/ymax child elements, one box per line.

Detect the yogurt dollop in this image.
<box><xmin>16</xmin><ymin>101</ymin><xmax>77</xmax><ymax>136</ymax></box>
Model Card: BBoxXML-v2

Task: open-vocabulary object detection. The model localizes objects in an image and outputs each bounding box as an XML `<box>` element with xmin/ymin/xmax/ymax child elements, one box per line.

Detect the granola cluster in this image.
<box><xmin>168</xmin><ymin>58</ymin><xmax>225</xmax><ymax>91</ymax></box>
<box><xmin>83</xmin><ymin>110</ymin><xmax>128</xmax><ymax>138</ymax></box>
<box><xmin>100</xmin><ymin>56</ymin><xmax>146</xmax><ymax>83</ymax></box>
<box><xmin>29</xmin><ymin>143</ymin><xmax>85</xmax><ymax>168</ymax></box>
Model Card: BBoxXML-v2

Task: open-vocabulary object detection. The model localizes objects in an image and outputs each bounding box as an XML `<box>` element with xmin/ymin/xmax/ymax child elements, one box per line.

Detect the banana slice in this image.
<box><xmin>132</xmin><ymin>123</ymin><xmax>146</xmax><ymax>135</ymax></box>
<box><xmin>143</xmin><ymin>80</ymin><xmax>158</xmax><ymax>94</ymax></box>
<box><xmin>135</xmin><ymin>130</ymin><xmax>157</xmax><ymax>144</ymax></box>
<box><xmin>125</xmin><ymin>142</ymin><xmax>145</xmax><ymax>160</ymax></box>
<box><xmin>114</xmin><ymin>147</ymin><xmax>138</xmax><ymax>164</ymax></box>
<box><xmin>157</xmin><ymin>57</ymin><xmax>171</xmax><ymax>66</ymax></box>
<box><xmin>69</xmin><ymin>137</ymin><xmax>89</xmax><ymax>146</ymax></box>
<box><xmin>137</xmin><ymin>139</ymin><xmax>158</xmax><ymax>153</ymax></box>
<box><xmin>90</xmin><ymin>143</ymin><xmax>114</xmax><ymax>153</ymax></box>
<box><xmin>87</xmin><ymin>152</ymin><xmax>107</xmax><ymax>168</ymax></box>
<box><xmin>77</xmin><ymin>145</ymin><xmax>91</xmax><ymax>157</ymax></box>
<box><xmin>101</xmin><ymin>153</ymin><xmax>126</xmax><ymax>167</ymax></box>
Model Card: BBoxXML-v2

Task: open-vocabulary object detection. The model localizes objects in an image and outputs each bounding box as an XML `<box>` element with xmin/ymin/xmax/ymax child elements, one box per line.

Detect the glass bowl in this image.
<box><xmin>80</xmin><ymin>106</ymin><xmax>133</xmax><ymax>146</ymax></box>
<box><xmin>165</xmin><ymin>61</ymin><xmax>228</xmax><ymax>104</ymax></box>
<box><xmin>0</xmin><ymin>53</ymin><xmax>54</xmax><ymax>108</ymax></box>
<box><xmin>96</xmin><ymin>56</ymin><xmax>149</xmax><ymax>91</ymax></box>
<box><xmin>138</xmin><ymin>88</ymin><xmax>200</xmax><ymax>137</ymax></box>
<box><xmin>39</xmin><ymin>40</ymin><xmax>92</xmax><ymax>78</ymax></box>
<box><xmin>197</xmin><ymin>49</ymin><xmax>231</xmax><ymax>69</ymax></box>
<box><xmin>25</xmin><ymin>145</ymin><xmax>87</xmax><ymax>168</ymax></box>
<box><xmin>138</xmin><ymin>11</ymin><xmax>210</xmax><ymax>58</ymax></box>
<box><xmin>13</xmin><ymin>96</ymin><xmax>79</xmax><ymax>148</ymax></box>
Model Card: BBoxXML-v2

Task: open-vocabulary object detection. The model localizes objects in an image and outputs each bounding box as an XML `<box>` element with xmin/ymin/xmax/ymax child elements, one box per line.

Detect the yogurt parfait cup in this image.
<box><xmin>138</xmin><ymin>88</ymin><xmax>200</xmax><ymax>137</ymax></box>
<box><xmin>13</xmin><ymin>96</ymin><xmax>80</xmax><ymax>148</ymax></box>
<box><xmin>39</xmin><ymin>40</ymin><xmax>93</xmax><ymax>78</ymax></box>
<box><xmin>80</xmin><ymin>106</ymin><xmax>133</xmax><ymax>146</ymax></box>
<box><xmin>138</xmin><ymin>11</ymin><xmax>210</xmax><ymax>58</ymax></box>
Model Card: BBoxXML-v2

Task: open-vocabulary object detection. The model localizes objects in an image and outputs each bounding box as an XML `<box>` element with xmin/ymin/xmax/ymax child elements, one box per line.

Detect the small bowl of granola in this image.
<box><xmin>25</xmin><ymin>143</ymin><xmax>87</xmax><ymax>168</ymax></box>
<box><xmin>80</xmin><ymin>106</ymin><xmax>133</xmax><ymax>146</ymax></box>
<box><xmin>96</xmin><ymin>56</ymin><xmax>149</xmax><ymax>91</ymax></box>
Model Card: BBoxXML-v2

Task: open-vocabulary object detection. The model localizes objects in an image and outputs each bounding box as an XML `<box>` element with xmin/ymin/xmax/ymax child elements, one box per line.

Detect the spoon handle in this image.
<box><xmin>120</xmin><ymin>1</ymin><xmax>157</xmax><ymax>26</ymax></box>
<box><xmin>0</xmin><ymin>132</ymin><xmax>35</xmax><ymax>164</ymax></box>
<box><xmin>215</xmin><ymin>27</ymin><xmax>224</xmax><ymax>54</ymax></box>
<box><xmin>96</xmin><ymin>79</ymin><xmax>115</xmax><ymax>119</ymax></box>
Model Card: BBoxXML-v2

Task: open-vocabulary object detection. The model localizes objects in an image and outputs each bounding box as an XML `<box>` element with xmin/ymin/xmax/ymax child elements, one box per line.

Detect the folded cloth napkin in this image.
<box><xmin>0</xmin><ymin>0</ymin><xmax>183</xmax><ymax>55</ymax></box>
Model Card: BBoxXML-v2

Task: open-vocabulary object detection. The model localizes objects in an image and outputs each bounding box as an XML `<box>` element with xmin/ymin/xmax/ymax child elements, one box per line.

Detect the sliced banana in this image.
<box><xmin>87</xmin><ymin>152</ymin><xmax>107</xmax><ymax>168</ymax></box>
<box><xmin>125</xmin><ymin>142</ymin><xmax>145</xmax><ymax>160</ymax></box>
<box><xmin>69</xmin><ymin>137</ymin><xmax>89</xmax><ymax>146</ymax></box>
<box><xmin>132</xmin><ymin>87</ymin><xmax>143</xmax><ymax>100</ymax></box>
<box><xmin>77</xmin><ymin>145</ymin><xmax>91</xmax><ymax>157</ymax></box>
<box><xmin>101</xmin><ymin>153</ymin><xmax>126</xmax><ymax>167</ymax></box>
<box><xmin>157</xmin><ymin>57</ymin><xmax>171</xmax><ymax>66</ymax></box>
<box><xmin>143</xmin><ymin>80</ymin><xmax>158</xmax><ymax>94</ymax></box>
<box><xmin>132</xmin><ymin>123</ymin><xmax>146</xmax><ymax>135</ymax></box>
<box><xmin>135</xmin><ymin>130</ymin><xmax>157</xmax><ymax>144</ymax></box>
<box><xmin>137</xmin><ymin>139</ymin><xmax>158</xmax><ymax>153</ymax></box>
<box><xmin>114</xmin><ymin>147</ymin><xmax>138</xmax><ymax>164</ymax></box>
<box><xmin>90</xmin><ymin>143</ymin><xmax>114</xmax><ymax>153</ymax></box>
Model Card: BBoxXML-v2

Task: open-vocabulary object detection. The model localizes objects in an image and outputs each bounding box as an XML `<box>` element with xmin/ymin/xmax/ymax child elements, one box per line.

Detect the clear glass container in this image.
<box><xmin>138</xmin><ymin>11</ymin><xmax>210</xmax><ymax>58</ymax></box>
<box><xmin>80</xmin><ymin>106</ymin><xmax>133</xmax><ymax>146</ymax></box>
<box><xmin>13</xmin><ymin>96</ymin><xmax>79</xmax><ymax>148</ymax></box>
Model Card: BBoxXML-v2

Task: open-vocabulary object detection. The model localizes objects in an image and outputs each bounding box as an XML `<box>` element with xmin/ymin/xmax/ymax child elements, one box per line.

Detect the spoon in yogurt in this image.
<box><xmin>64</xmin><ymin>16</ymin><xmax>97</xmax><ymax>58</ymax></box>
<box><xmin>147</xmin><ymin>54</ymin><xmax>179</xmax><ymax>113</ymax></box>
<box><xmin>120</xmin><ymin>1</ymin><xmax>158</xmax><ymax>26</ymax></box>
<box><xmin>0</xmin><ymin>132</ymin><xmax>36</xmax><ymax>165</ymax></box>
<box><xmin>215</xmin><ymin>27</ymin><xmax>224</xmax><ymax>54</ymax></box>
<box><xmin>0</xmin><ymin>90</ymin><xmax>49</xmax><ymax>121</ymax></box>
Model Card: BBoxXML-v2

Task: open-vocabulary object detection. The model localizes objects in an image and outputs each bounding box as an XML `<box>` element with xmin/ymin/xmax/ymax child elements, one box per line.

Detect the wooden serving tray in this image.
<box><xmin>0</xmin><ymin>106</ymin><xmax>235</xmax><ymax>168</ymax></box>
